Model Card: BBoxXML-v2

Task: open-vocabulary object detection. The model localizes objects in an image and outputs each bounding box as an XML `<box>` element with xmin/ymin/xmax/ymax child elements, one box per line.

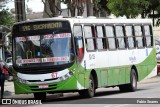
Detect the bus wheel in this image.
<box><xmin>78</xmin><ymin>75</ymin><xmax>95</xmax><ymax>98</ymax></box>
<box><xmin>119</xmin><ymin>69</ymin><xmax>137</xmax><ymax>92</ymax></box>
<box><xmin>34</xmin><ymin>92</ymin><xmax>46</xmax><ymax>101</ymax></box>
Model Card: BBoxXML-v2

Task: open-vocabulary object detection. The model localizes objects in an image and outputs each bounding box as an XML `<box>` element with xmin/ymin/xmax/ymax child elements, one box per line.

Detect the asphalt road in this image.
<box><xmin>1</xmin><ymin>76</ymin><xmax>160</xmax><ymax>107</ymax></box>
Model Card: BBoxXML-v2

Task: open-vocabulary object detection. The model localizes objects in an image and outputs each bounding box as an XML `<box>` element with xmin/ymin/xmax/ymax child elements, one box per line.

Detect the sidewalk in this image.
<box><xmin>1</xmin><ymin>76</ymin><xmax>160</xmax><ymax>97</ymax></box>
<box><xmin>3</xmin><ymin>81</ymin><xmax>14</xmax><ymax>97</ymax></box>
<box><xmin>139</xmin><ymin>76</ymin><xmax>160</xmax><ymax>84</ymax></box>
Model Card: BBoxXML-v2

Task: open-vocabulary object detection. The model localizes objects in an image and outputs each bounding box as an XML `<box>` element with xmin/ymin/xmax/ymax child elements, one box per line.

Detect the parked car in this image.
<box><xmin>6</xmin><ymin>57</ymin><xmax>12</xmax><ymax>67</ymax></box>
<box><xmin>157</xmin><ymin>60</ymin><xmax>160</xmax><ymax>75</ymax></box>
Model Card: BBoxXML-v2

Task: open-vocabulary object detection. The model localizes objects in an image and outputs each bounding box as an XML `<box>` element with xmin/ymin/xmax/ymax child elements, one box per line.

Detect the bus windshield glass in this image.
<box><xmin>13</xmin><ymin>21</ymin><xmax>74</xmax><ymax>68</ymax></box>
<box><xmin>15</xmin><ymin>33</ymin><xmax>74</xmax><ymax>67</ymax></box>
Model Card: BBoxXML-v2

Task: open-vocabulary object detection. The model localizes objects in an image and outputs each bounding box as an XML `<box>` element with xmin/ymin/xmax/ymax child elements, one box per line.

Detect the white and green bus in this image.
<box><xmin>11</xmin><ymin>17</ymin><xmax>157</xmax><ymax>100</ymax></box>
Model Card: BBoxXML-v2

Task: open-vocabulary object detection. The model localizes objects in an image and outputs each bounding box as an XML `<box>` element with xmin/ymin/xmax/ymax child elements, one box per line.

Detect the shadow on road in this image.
<box><xmin>1</xmin><ymin>87</ymin><xmax>148</xmax><ymax>105</ymax></box>
<box><xmin>42</xmin><ymin>88</ymin><xmax>147</xmax><ymax>104</ymax></box>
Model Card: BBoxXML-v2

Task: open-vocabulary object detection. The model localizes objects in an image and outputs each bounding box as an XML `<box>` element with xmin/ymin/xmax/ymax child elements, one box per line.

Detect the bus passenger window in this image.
<box><xmin>105</xmin><ymin>26</ymin><xmax>116</xmax><ymax>50</ymax></box>
<box><xmin>84</xmin><ymin>26</ymin><xmax>96</xmax><ymax>51</ymax></box>
<box><xmin>144</xmin><ymin>25</ymin><xmax>152</xmax><ymax>47</ymax></box>
<box><xmin>115</xmin><ymin>26</ymin><xmax>126</xmax><ymax>49</ymax></box>
<box><xmin>125</xmin><ymin>26</ymin><xmax>135</xmax><ymax>48</ymax></box>
<box><xmin>96</xmin><ymin>26</ymin><xmax>107</xmax><ymax>50</ymax></box>
<box><xmin>134</xmin><ymin>25</ymin><xmax>144</xmax><ymax>48</ymax></box>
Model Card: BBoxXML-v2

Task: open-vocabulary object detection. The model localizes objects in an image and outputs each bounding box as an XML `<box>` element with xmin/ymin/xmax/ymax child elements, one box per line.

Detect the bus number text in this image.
<box><xmin>89</xmin><ymin>54</ymin><xmax>95</xmax><ymax>60</ymax></box>
<box><xmin>51</xmin><ymin>72</ymin><xmax>58</xmax><ymax>79</ymax></box>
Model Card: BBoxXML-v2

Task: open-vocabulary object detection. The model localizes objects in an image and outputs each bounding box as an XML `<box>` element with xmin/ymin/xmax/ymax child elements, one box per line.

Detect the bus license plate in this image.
<box><xmin>39</xmin><ymin>84</ymin><xmax>48</xmax><ymax>89</ymax></box>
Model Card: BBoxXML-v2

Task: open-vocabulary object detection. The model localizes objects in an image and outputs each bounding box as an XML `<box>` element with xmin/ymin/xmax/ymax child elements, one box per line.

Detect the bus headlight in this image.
<box><xmin>58</xmin><ymin>70</ymin><xmax>75</xmax><ymax>81</ymax></box>
<box><xmin>15</xmin><ymin>76</ymin><xmax>27</xmax><ymax>84</ymax></box>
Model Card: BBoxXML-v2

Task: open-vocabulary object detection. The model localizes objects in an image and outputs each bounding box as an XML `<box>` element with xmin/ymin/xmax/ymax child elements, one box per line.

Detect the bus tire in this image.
<box><xmin>78</xmin><ymin>75</ymin><xmax>95</xmax><ymax>98</ymax></box>
<box><xmin>119</xmin><ymin>69</ymin><xmax>137</xmax><ymax>92</ymax></box>
<box><xmin>34</xmin><ymin>92</ymin><xmax>46</xmax><ymax>101</ymax></box>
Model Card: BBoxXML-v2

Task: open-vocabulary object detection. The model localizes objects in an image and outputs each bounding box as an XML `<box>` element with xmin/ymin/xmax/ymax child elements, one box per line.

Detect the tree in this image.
<box><xmin>107</xmin><ymin>0</ymin><xmax>149</xmax><ymax>18</ymax></box>
<box><xmin>93</xmin><ymin>0</ymin><xmax>111</xmax><ymax>17</ymax></box>
<box><xmin>42</xmin><ymin>0</ymin><xmax>61</xmax><ymax>17</ymax></box>
<box><xmin>0</xmin><ymin>9</ymin><xmax>15</xmax><ymax>25</ymax></box>
<box><xmin>0</xmin><ymin>0</ymin><xmax>11</xmax><ymax>9</ymax></box>
<box><xmin>62</xmin><ymin>0</ymin><xmax>109</xmax><ymax>17</ymax></box>
<box><xmin>62</xmin><ymin>0</ymin><xmax>85</xmax><ymax>17</ymax></box>
<box><xmin>144</xmin><ymin>0</ymin><xmax>160</xmax><ymax>26</ymax></box>
<box><xmin>0</xmin><ymin>0</ymin><xmax>11</xmax><ymax>6</ymax></box>
<box><xmin>43</xmin><ymin>0</ymin><xmax>111</xmax><ymax>17</ymax></box>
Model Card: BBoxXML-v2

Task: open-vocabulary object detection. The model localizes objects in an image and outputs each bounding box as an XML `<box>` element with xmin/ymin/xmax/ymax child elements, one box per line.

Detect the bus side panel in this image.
<box><xmin>147</xmin><ymin>48</ymin><xmax>157</xmax><ymax>78</ymax></box>
<box><xmin>119</xmin><ymin>67</ymin><xmax>126</xmax><ymax>84</ymax></box>
<box><xmin>125</xmin><ymin>67</ymin><xmax>131</xmax><ymax>84</ymax></box>
<box><xmin>137</xmin><ymin>48</ymin><xmax>157</xmax><ymax>81</ymax></box>
<box><xmin>107</xmin><ymin>68</ymin><xmax>119</xmax><ymax>86</ymax></box>
<box><xmin>98</xmin><ymin>67</ymin><xmax>129</xmax><ymax>87</ymax></box>
<box><xmin>141</xmin><ymin>65</ymin><xmax>148</xmax><ymax>80</ymax></box>
<box><xmin>96</xmin><ymin>70</ymin><xmax>102</xmax><ymax>88</ymax></box>
<box><xmin>107</xmin><ymin>67</ymin><xmax>127</xmax><ymax>86</ymax></box>
<box><xmin>77</xmin><ymin>67</ymin><xmax>90</xmax><ymax>90</ymax></box>
<box><xmin>137</xmin><ymin>65</ymin><xmax>147</xmax><ymax>81</ymax></box>
<box><xmin>78</xmin><ymin>73</ymin><xmax>85</xmax><ymax>89</ymax></box>
<box><xmin>100</xmin><ymin>70</ymin><xmax>108</xmax><ymax>87</ymax></box>
<box><xmin>147</xmin><ymin>64</ymin><xmax>156</xmax><ymax>76</ymax></box>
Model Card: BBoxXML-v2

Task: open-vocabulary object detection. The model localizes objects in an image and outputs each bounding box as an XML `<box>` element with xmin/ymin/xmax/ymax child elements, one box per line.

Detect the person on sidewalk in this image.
<box><xmin>0</xmin><ymin>60</ymin><xmax>9</xmax><ymax>99</ymax></box>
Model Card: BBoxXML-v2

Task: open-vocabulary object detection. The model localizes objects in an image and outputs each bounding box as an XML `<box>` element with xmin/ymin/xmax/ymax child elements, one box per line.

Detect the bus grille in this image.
<box><xmin>27</xmin><ymin>78</ymin><xmax>58</xmax><ymax>82</ymax></box>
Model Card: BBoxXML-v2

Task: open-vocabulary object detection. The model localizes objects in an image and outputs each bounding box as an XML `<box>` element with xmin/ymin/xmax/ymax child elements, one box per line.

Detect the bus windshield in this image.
<box><xmin>14</xmin><ymin>33</ymin><xmax>74</xmax><ymax>68</ymax></box>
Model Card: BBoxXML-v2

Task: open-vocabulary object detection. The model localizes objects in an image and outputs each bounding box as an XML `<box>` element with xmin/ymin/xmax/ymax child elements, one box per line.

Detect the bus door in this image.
<box><xmin>73</xmin><ymin>25</ymin><xmax>84</xmax><ymax>63</ymax></box>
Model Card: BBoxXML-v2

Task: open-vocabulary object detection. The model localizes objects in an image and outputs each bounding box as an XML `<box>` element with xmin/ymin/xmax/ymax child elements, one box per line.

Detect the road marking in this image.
<box><xmin>103</xmin><ymin>105</ymin><xmax>114</xmax><ymax>107</ymax></box>
<box><xmin>104</xmin><ymin>104</ymin><xmax>129</xmax><ymax>107</ymax></box>
<box><xmin>115</xmin><ymin>104</ymin><xmax>130</xmax><ymax>107</ymax></box>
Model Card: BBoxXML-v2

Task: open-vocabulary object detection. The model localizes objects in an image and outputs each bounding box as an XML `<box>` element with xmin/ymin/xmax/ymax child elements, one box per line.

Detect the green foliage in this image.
<box><xmin>107</xmin><ymin>0</ymin><xmax>149</xmax><ymax>18</ymax></box>
<box><xmin>143</xmin><ymin>0</ymin><xmax>160</xmax><ymax>26</ymax></box>
<box><xmin>93</xmin><ymin>0</ymin><xmax>111</xmax><ymax>16</ymax></box>
<box><xmin>144</xmin><ymin>0</ymin><xmax>160</xmax><ymax>17</ymax></box>
<box><xmin>0</xmin><ymin>9</ymin><xmax>15</xmax><ymax>25</ymax></box>
<box><xmin>150</xmin><ymin>0</ymin><xmax>160</xmax><ymax>15</ymax></box>
<box><xmin>99</xmin><ymin>0</ymin><xmax>111</xmax><ymax>14</ymax></box>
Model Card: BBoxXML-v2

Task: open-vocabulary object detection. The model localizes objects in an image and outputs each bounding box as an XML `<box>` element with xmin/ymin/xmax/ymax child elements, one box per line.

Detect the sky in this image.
<box><xmin>6</xmin><ymin>0</ymin><xmax>44</xmax><ymax>12</ymax></box>
<box><xmin>26</xmin><ymin>0</ymin><xmax>44</xmax><ymax>12</ymax></box>
<box><xmin>6</xmin><ymin>0</ymin><xmax>67</xmax><ymax>12</ymax></box>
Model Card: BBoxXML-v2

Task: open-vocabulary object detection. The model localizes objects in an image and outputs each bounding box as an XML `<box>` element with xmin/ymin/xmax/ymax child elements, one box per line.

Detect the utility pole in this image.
<box><xmin>15</xmin><ymin>0</ymin><xmax>26</xmax><ymax>22</ymax></box>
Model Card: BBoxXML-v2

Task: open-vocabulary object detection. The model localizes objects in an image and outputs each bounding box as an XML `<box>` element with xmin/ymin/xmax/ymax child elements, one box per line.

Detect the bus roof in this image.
<box><xmin>13</xmin><ymin>17</ymin><xmax>152</xmax><ymax>25</ymax></box>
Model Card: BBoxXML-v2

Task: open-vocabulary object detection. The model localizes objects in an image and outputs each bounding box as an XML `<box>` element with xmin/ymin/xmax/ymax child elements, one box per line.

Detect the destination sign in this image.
<box><xmin>44</xmin><ymin>33</ymin><xmax>71</xmax><ymax>39</ymax></box>
<box><xmin>21</xmin><ymin>22</ymin><xmax>63</xmax><ymax>31</ymax></box>
<box><xmin>16</xmin><ymin>36</ymin><xmax>40</xmax><ymax>41</ymax></box>
<box><xmin>16</xmin><ymin>56</ymin><xmax>69</xmax><ymax>64</ymax></box>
